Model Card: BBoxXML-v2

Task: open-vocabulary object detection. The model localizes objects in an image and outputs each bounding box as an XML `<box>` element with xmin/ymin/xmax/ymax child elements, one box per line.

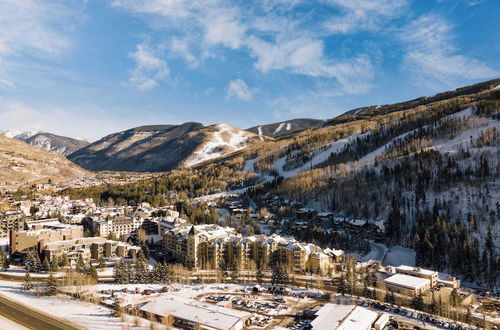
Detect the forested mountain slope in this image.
<box><xmin>69</xmin><ymin>122</ymin><xmax>261</xmax><ymax>172</ymax></box>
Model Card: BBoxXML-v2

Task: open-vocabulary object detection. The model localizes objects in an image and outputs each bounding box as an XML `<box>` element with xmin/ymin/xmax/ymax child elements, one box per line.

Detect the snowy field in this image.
<box><xmin>383</xmin><ymin>246</ymin><xmax>416</xmax><ymax>267</ymax></box>
<box><xmin>0</xmin><ymin>280</ymin><xmax>151</xmax><ymax>330</ymax></box>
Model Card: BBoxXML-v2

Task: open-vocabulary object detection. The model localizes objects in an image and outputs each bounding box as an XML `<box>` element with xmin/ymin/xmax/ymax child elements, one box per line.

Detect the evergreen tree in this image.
<box><xmin>113</xmin><ymin>260</ymin><xmax>127</xmax><ymax>284</ymax></box>
<box><xmin>410</xmin><ymin>293</ymin><xmax>424</xmax><ymax>310</ymax></box>
<box><xmin>50</xmin><ymin>255</ymin><xmax>59</xmax><ymax>272</ymax></box>
<box><xmin>45</xmin><ymin>272</ymin><xmax>58</xmax><ymax>296</ymax></box>
<box><xmin>89</xmin><ymin>266</ymin><xmax>98</xmax><ymax>282</ymax></box>
<box><xmin>384</xmin><ymin>289</ymin><xmax>396</xmax><ymax>304</ymax></box>
<box><xmin>0</xmin><ymin>249</ymin><xmax>9</xmax><ymax>271</ymax></box>
<box><xmin>113</xmin><ymin>300</ymin><xmax>123</xmax><ymax>317</ymax></box>
<box><xmin>98</xmin><ymin>256</ymin><xmax>106</xmax><ymax>270</ymax></box>
<box><xmin>25</xmin><ymin>249</ymin><xmax>42</xmax><ymax>273</ymax></box>
<box><xmin>449</xmin><ymin>288</ymin><xmax>460</xmax><ymax>307</ymax></box>
<box><xmin>42</xmin><ymin>258</ymin><xmax>50</xmax><ymax>272</ymax></box>
<box><xmin>337</xmin><ymin>275</ymin><xmax>348</xmax><ymax>296</ymax></box>
<box><xmin>22</xmin><ymin>271</ymin><xmax>33</xmax><ymax>291</ymax></box>
<box><xmin>429</xmin><ymin>292</ymin><xmax>438</xmax><ymax>314</ymax></box>
<box><xmin>60</xmin><ymin>254</ymin><xmax>69</xmax><ymax>268</ymax></box>
<box><xmin>76</xmin><ymin>254</ymin><xmax>85</xmax><ymax>273</ymax></box>
<box><xmin>271</xmin><ymin>264</ymin><xmax>289</xmax><ymax>286</ymax></box>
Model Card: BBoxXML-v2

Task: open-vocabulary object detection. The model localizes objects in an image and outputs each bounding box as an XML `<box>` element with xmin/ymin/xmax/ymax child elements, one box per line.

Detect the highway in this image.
<box><xmin>0</xmin><ymin>294</ymin><xmax>82</xmax><ymax>330</ymax></box>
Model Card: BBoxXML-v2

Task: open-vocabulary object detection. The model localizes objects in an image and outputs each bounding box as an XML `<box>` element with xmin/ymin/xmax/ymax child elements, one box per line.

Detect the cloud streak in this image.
<box><xmin>400</xmin><ymin>14</ymin><xmax>497</xmax><ymax>87</ymax></box>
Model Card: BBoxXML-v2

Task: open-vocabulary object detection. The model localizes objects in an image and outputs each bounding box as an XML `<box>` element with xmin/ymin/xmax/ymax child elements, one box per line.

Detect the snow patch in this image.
<box><xmin>184</xmin><ymin>124</ymin><xmax>251</xmax><ymax>167</ymax></box>
<box><xmin>273</xmin><ymin>123</ymin><xmax>285</xmax><ymax>135</ymax></box>
<box><xmin>273</xmin><ymin>132</ymin><xmax>369</xmax><ymax>178</ymax></box>
<box><xmin>286</xmin><ymin>122</ymin><xmax>292</xmax><ymax>130</ymax></box>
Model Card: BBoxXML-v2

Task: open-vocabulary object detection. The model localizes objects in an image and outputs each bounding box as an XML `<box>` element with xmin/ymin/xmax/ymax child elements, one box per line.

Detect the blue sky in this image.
<box><xmin>0</xmin><ymin>0</ymin><xmax>498</xmax><ymax>141</ymax></box>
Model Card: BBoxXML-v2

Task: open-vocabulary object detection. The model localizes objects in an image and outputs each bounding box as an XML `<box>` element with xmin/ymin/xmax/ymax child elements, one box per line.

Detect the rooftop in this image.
<box><xmin>140</xmin><ymin>296</ymin><xmax>251</xmax><ymax>330</ymax></box>
<box><xmin>311</xmin><ymin>304</ymin><xmax>355</xmax><ymax>329</ymax></box>
<box><xmin>384</xmin><ymin>273</ymin><xmax>430</xmax><ymax>290</ymax></box>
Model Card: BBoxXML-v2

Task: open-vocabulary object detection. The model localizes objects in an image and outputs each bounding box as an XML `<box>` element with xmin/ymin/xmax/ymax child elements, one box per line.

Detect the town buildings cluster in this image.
<box><xmin>163</xmin><ymin>223</ymin><xmax>344</xmax><ymax>274</ymax></box>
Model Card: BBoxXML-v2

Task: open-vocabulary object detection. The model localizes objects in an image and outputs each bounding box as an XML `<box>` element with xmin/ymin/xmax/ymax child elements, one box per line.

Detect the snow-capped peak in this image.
<box><xmin>0</xmin><ymin>129</ymin><xmax>40</xmax><ymax>139</ymax></box>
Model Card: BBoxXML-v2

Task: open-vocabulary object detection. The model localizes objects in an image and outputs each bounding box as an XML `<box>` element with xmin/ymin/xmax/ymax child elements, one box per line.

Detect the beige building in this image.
<box><xmin>164</xmin><ymin>225</ymin><xmax>343</xmax><ymax>274</ymax></box>
<box><xmin>395</xmin><ymin>265</ymin><xmax>438</xmax><ymax>286</ymax></box>
<box><xmin>43</xmin><ymin>237</ymin><xmax>138</xmax><ymax>263</ymax></box>
<box><xmin>95</xmin><ymin>216</ymin><xmax>144</xmax><ymax>238</ymax></box>
<box><xmin>0</xmin><ymin>211</ymin><xmax>25</xmax><ymax>238</ymax></box>
<box><xmin>10</xmin><ymin>223</ymin><xmax>83</xmax><ymax>253</ymax></box>
<box><xmin>384</xmin><ymin>273</ymin><xmax>431</xmax><ymax>296</ymax></box>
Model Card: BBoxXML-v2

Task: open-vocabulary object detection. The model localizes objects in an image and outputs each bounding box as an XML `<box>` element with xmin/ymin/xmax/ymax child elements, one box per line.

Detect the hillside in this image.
<box><xmin>0</xmin><ymin>130</ymin><xmax>89</xmax><ymax>156</ymax></box>
<box><xmin>62</xmin><ymin>78</ymin><xmax>500</xmax><ymax>284</ymax></box>
<box><xmin>0</xmin><ymin>135</ymin><xmax>90</xmax><ymax>189</ymax></box>
<box><xmin>68</xmin><ymin>122</ymin><xmax>261</xmax><ymax>172</ymax></box>
<box><xmin>247</xmin><ymin>118</ymin><xmax>324</xmax><ymax>138</ymax></box>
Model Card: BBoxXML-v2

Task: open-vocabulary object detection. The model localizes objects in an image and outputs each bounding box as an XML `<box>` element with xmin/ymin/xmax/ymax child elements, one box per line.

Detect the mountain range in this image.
<box><xmin>68</xmin><ymin>122</ymin><xmax>260</xmax><ymax>172</ymax></box>
<box><xmin>0</xmin><ymin>135</ymin><xmax>90</xmax><ymax>190</ymax></box>
<box><xmin>0</xmin><ymin>130</ymin><xmax>89</xmax><ymax>156</ymax></box>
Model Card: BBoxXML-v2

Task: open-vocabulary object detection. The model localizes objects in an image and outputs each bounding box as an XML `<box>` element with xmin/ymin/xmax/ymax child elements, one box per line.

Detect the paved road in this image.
<box><xmin>0</xmin><ymin>294</ymin><xmax>81</xmax><ymax>330</ymax></box>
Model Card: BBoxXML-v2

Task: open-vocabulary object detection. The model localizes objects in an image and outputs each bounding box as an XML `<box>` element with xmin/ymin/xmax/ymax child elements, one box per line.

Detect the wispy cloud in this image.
<box><xmin>112</xmin><ymin>0</ymin><xmax>379</xmax><ymax>94</ymax></box>
<box><xmin>226</xmin><ymin>78</ymin><xmax>258</xmax><ymax>101</ymax></box>
<box><xmin>400</xmin><ymin>14</ymin><xmax>497</xmax><ymax>88</ymax></box>
<box><xmin>324</xmin><ymin>0</ymin><xmax>408</xmax><ymax>33</ymax></box>
<box><xmin>0</xmin><ymin>0</ymin><xmax>81</xmax><ymax>57</ymax></box>
<box><xmin>129</xmin><ymin>42</ymin><xmax>169</xmax><ymax>91</ymax></box>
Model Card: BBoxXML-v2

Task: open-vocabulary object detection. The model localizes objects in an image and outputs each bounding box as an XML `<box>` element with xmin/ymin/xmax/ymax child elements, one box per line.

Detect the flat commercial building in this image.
<box><xmin>140</xmin><ymin>296</ymin><xmax>251</xmax><ymax>330</ymax></box>
<box><xmin>384</xmin><ymin>273</ymin><xmax>431</xmax><ymax>296</ymax></box>
<box><xmin>311</xmin><ymin>304</ymin><xmax>380</xmax><ymax>330</ymax></box>
<box><xmin>10</xmin><ymin>222</ymin><xmax>83</xmax><ymax>253</ymax></box>
<box><xmin>395</xmin><ymin>265</ymin><xmax>438</xmax><ymax>286</ymax></box>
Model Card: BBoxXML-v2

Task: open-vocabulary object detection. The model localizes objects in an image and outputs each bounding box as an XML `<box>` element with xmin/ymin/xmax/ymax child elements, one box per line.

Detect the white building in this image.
<box><xmin>139</xmin><ymin>296</ymin><xmax>251</xmax><ymax>330</ymax></box>
<box><xmin>95</xmin><ymin>216</ymin><xmax>144</xmax><ymax>238</ymax></box>
<box><xmin>311</xmin><ymin>304</ymin><xmax>380</xmax><ymax>330</ymax></box>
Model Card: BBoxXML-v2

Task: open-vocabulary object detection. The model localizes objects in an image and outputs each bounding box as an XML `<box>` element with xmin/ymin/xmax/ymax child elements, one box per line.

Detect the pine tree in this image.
<box><xmin>50</xmin><ymin>255</ymin><xmax>59</xmax><ymax>272</ymax></box>
<box><xmin>42</xmin><ymin>258</ymin><xmax>50</xmax><ymax>272</ymax></box>
<box><xmin>271</xmin><ymin>264</ymin><xmax>289</xmax><ymax>286</ymax></box>
<box><xmin>337</xmin><ymin>275</ymin><xmax>348</xmax><ymax>296</ymax></box>
<box><xmin>76</xmin><ymin>254</ymin><xmax>85</xmax><ymax>273</ymax></box>
<box><xmin>449</xmin><ymin>288</ymin><xmax>460</xmax><ymax>307</ymax></box>
<box><xmin>114</xmin><ymin>299</ymin><xmax>123</xmax><ymax>317</ymax></box>
<box><xmin>113</xmin><ymin>260</ymin><xmax>124</xmax><ymax>283</ymax></box>
<box><xmin>410</xmin><ymin>293</ymin><xmax>424</xmax><ymax>310</ymax></box>
<box><xmin>88</xmin><ymin>266</ymin><xmax>97</xmax><ymax>282</ymax></box>
<box><xmin>0</xmin><ymin>249</ymin><xmax>9</xmax><ymax>271</ymax></box>
<box><xmin>98</xmin><ymin>256</ymin><xmax>106</xmax><ymax>270</ymax></box>
<box><xmin>25</xmin><ymin>249</ymin><xmax>42</xmax><ymax>273</ymax></box>
<box><xmin>45</xmin><ymin>272</ymin><xmax>58</xmax><ymax>296</ymax></box>
<box><xmin>60</xmin><ymin>254</ymin><xmax>69</xmax><ymax>268</ymax></box>
<box><xmin>23</xmin><ymin>271</ymin><xmax>33</xmax><ymax>291</ymax></box>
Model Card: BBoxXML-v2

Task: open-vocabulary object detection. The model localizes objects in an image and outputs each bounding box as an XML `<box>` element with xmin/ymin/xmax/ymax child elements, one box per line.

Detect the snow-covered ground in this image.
<box><xmin>0</xmin><ymin>280</ymin><xmax>151</xmax><ymax>330</ymax></box>
<box><xmin>383</xmin><ymin>246</ymin><xmax>416</xmax><ymax>267</ymax></box>
<box><xmin>184</xmin><ymin>124</ymin><xmax>252</xmax><ymax>167</ymax></box>
<box><xmin>272</xmin><ymin>132</ymin><xmax>368</xmax><ymax>178</ymax></box>
<box><xmin>0</xmin><ymin>314</ymin><xmax>27</xmax><ymax>330</ymax></box>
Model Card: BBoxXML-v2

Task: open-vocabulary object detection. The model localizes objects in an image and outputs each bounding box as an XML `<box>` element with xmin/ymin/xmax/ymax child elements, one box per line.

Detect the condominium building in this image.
<box><xmin>94</xmin><ymin>216</ymin><xmax>144</xmax><ymax>238</ymax></box>
<box><xmin>163</xmin><ymin>225</ymin><xmax>343</xmax><ymax>274</ymax></box>
<box><xmin>42</xmin><ymin>237</ymin><xmax>139</xmax><ymax>264</ymax></box>
<box><xmin>10</xmin><ymin>222</ymin><xmax>83</xmax><ymax>253</ymax></box>
<box><xmin>0</xmin><ymin>211</ymin><xmax>25</xmax><ymax>238</ymax></box>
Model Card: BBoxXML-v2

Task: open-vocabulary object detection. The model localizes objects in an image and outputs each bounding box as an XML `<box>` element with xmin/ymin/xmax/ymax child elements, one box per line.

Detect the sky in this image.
<box><xmin>0</xmin><ymin>0</ymin><xmax>498</xmax><ymax>141</ymax></box>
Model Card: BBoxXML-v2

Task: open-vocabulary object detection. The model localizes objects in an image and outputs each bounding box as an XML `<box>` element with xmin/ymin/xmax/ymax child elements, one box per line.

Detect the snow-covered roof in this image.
<box><xmin>311</xmin><ymin>304</ymin><xmax>354</xmax><ymax>329</ymax></box>
<box><xmin>396</xmin><ymin>265</ymin><xmax>437</xmax><ymax>276</ymax></box>
<box><xmin>337</xmin><ymin>306</ymin><xmax>379</xmax><ymax>330</ymax></box>
<box><xmin>140</xmin><ymin>296</ymin><xmax>251</xmax><ymax>330</ymax></box>
<box><xmin>384</xmin><ymin>273</ymin><xmax>430</xmax><ymax>290</ymax></box>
